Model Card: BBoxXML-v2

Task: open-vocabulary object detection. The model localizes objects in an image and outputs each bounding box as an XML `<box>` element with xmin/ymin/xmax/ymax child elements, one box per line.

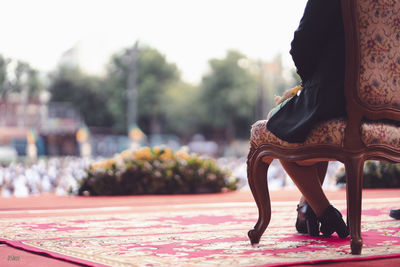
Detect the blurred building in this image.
<box><xmin>42</xmin><ymin>102</ymin><xmax>83</xmax><ymax>155</ymax></box>
<box><xmin>0</xmin><ymin>94</ymin><xmax>83</xmax><ymax>156</ymax></box>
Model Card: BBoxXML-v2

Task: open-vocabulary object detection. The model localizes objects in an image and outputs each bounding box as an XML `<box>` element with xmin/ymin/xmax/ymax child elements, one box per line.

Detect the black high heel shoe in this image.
<box><xmin>318</xmin><ymin>205</ymin><xmax>349</xmax><ymax>238</ymax></box>
<box><xmin>296</xmin><ymin>203</ymin><xmax>319</xmax><ymax>237</ymax></box>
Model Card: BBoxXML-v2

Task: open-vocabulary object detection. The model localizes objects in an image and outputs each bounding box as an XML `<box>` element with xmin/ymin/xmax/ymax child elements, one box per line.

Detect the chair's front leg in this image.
<box><xmin>247</xmin><ymin>150</ymin><xmax>272</xmax><ymax>245</ymax></box>
<box><xmin>345</xmin><ymin>156</ymin><xmax>364</xmax><ymax>255</ymax></box>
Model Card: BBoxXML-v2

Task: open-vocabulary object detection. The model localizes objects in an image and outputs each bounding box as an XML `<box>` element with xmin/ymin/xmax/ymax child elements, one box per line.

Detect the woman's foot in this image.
<box><xmin>296</xmin><ymin>203</ymin><xmax>319</xmax><ymax>236</ymax></box>
<box><xmin>318</xmin><ymin>205</ymin><xmax>349</xmax><ymax>238</ymax></box>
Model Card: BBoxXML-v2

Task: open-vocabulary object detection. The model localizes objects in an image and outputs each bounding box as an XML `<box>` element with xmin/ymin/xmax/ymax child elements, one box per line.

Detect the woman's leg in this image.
<box><xmin>298</xmin><ymin>162</ymin><xmax>328</xmax><ymax>206</ymax></box>
<box><xmin>281</xmin><ymin>160</ymin><xmax>348</xmax><ymax>238</ymax></box>
<box><xmin>280</xmin><ymin>160</ymin><xmax>329</xmax><ymax>217</ymax></box>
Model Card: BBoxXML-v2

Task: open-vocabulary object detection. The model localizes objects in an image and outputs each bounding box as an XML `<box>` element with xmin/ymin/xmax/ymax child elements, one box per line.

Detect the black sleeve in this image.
<box><xmin>290</xmin><ymin>0</ymin><xmax>342</xmax><ymax>83</ymax></box>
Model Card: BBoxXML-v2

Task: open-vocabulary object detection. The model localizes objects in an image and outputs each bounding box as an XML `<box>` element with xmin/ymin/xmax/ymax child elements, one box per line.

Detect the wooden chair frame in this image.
<box><xmin>246</xmin><ymin>0</ymin><xmax>400</xmax><ymax>255</ymax></box>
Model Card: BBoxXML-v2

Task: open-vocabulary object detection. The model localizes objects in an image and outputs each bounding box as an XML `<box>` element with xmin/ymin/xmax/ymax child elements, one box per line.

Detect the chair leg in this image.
<box><xmin>344</xmin><ymin>156</ymin><xmax>364</xmax><ymax>255</ymax></box>
<box><xmin>247</xmin><ymin>151</ymin><xmax>271</xmax><ymax>245</ymax></box>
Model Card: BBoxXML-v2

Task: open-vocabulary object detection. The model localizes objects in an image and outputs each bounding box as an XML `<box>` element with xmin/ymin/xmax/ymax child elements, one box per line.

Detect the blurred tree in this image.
<box><xmin>0</xmin><ymin>55</ymin><xmax>11</xmax><ymax>98</ymax></box>
<box><xmin>198</xmin><ymin>50</ymin><xmax>258</xmax><ymax>141</ymax></box>
<box><xmin>0</xmin><ymin>55</ymin><xmax>43</xmax><ymax>98</ymax></box>
<box><xmin>46</xmin><ymin>45</ymin><xmax>298</xmax><ymax>141</ymax></box>
<box><xmin>48</xmin><ymin>66</ymin><xmax>114</xmax><ymax>128</ymax></box>
<box><xmin>13</xmin><ymin>61</ymin><xmax>42</xmax><ymax>95</ymax></box>
<box><xmin>104</xmin><ymin>45</ymin><xmax>179</xmax><ymax>134</ymax></box>
<box><xmin>163</xmin><ymin>81</ymin><xmax>201</xmax><ymax>139</ymax></box>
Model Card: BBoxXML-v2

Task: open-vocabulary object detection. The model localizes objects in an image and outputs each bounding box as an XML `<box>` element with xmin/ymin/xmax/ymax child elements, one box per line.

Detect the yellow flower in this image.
<box><xmin>153</xmin><ymin>146</ymin><xmax>161</xmax><ymax>154</ymax></box>
<box><xmin>134</xmin><ymin>147</ymin><xmax>152</xmax><ymax>160</ymax></box>
<box><xmin>107</xmin><ymin>159</ymin><xmax>116</xmax><ymax>167</ymax></box>
<box><xmin>91</xmin><ymin>162</ymin><xmax>102</xmax><ymax>170</ymax></box>
<box><xmin>120</xmin><ymin>150</ymin><xmax>133</xmax><ymax>159</ymax></box>
<box><xmin>160</xmin><ymin>148</ymin><xmax>173</xmax><ymax>161</ymax></box>
<box><xmin>176</xmin><ymin>151</ymin><xmax>190</xmax><ymax>161</ymax></box>
<box><xmin>92</xmin><ymin>160</ymin><xmax>110</xmax><ymax>171</ymax></box>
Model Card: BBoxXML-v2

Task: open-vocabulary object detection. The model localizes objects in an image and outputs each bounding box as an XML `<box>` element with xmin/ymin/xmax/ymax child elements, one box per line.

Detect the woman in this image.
<box><xmin>267</xmin><ymin>0</ymin><xmax>348</xmax><ymax>237</ymax></box>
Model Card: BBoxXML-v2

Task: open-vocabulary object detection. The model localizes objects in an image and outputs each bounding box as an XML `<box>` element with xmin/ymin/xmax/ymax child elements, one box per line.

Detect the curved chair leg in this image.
<box><xmin>247</xmin><ymin>151</ymin><xmax>272</xmax><ymax>245</ymax></box>
<box><xmin>344</xmin><ymin>156</ymin><xmax>364</xmax><ymax>255</ymax></box>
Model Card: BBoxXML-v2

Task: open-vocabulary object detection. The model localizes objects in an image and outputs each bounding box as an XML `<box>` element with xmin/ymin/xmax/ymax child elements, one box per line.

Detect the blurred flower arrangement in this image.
<box><xmin>78</xmin><ymin>146</ymin><xmax>238</xmax><ymax>195</ymax></box>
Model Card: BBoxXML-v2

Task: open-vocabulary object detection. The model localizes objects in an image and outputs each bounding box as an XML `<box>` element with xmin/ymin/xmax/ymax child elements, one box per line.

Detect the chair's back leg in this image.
<box><xmin>344</xmin><ymin>156</ymin><xmax>364</xmax><ymax>255</ymax></box>
<box><xmin>247</xmin><ymin>150</ymin><xmax>272</xmax><ymax>245</ymax></box>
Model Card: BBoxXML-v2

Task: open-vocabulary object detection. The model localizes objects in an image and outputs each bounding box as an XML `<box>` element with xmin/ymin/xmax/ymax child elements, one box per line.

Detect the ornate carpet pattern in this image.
<box><xmin>1</xmin><ymin>199</ymin><xmax>400</xmax><ymax>266</ymax></box>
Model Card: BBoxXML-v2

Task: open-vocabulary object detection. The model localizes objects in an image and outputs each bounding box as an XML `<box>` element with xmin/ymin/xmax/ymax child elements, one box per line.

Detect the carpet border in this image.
<box><xmin>2</xmin><ymin>236</ymin><xmax>400</xmax><ymax>267</ymax></box>
<box><xmin>0</xmin><ymin>238</ymin><xmax>108</xmax><ymax>267</ymax></box>
<box><xmin>256</xmin><ymin>253</ymin><xmax>400</xmax><ymax>266</ymax></box>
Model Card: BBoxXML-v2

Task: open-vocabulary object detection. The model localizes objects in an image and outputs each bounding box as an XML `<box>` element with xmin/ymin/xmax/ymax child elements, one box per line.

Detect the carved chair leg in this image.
<box><xmin>247</xmin><ymin>152</ymin><xmax>272</xmax><ymax>245</ymax></box>
<box><xmin>344</xmin><ymin>156</ymin><xmax>364</xmax><ymax>255</ymax></box>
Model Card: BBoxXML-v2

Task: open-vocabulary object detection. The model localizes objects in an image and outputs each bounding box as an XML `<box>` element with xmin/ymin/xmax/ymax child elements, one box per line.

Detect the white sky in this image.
<box><xmin>0</xmin><ymin>0</ymin><xmax>308</xmax><ymax>84</ymax></box>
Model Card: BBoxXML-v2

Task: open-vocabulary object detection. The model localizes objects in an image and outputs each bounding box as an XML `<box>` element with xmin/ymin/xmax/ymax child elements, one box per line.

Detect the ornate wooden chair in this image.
<box><xmin>246</xmin><ymin>0</ymin><xmax>400</xmax><ymax>255</ymax></box>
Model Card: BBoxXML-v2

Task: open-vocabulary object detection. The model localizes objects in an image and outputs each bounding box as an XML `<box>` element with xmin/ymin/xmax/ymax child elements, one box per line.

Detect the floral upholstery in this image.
<box><xmin>251</xmin><ymin>119</ymin><xmax>400</xmax><ymax>150</ymax></box>
<box><xmin>250</xmin><ymin>119</ymin><xmax>347</xmax><ymax>148</ymax></box>
<box><xmin>358</xmin><ymin>0</ymin><xmax>400</xmax><ymax>108</ymax></box>
<box><xmin>361</xmin><ymin>121</ymin><xmax>400</xmax><ymax>148</ymax></box>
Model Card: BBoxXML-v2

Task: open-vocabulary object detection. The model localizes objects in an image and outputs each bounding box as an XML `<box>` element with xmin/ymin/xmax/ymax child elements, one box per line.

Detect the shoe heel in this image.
<box><xmin>306</xmin><ymin>218</ymin><xmax>319</xmax><ymax>237</ymax></box>
<box><xmin>336</xmin><ymin>224</ymin><xmax>349</xmax><ymax>238</ymax></box>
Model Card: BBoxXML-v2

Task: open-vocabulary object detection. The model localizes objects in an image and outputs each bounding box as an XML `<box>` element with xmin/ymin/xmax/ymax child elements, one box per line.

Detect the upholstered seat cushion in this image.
<box><xmin>251</xmin><ymin>119</ymin><xmax>400</xmax><ymax>149</ymax></box>
<box><xmin>361</xmin><ymin>121</ymin><xmax>400</xmax><ymax>149</ymax></box>
<box><xmin>250</xmin><ymin>118</ymin><xmax>347</xmax><ymax>148</ymax></box>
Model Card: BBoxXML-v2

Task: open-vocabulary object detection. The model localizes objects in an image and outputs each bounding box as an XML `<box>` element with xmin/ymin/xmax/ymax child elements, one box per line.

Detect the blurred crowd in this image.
<box><xmin>0</xmin><ymin>157</ymin><xmax>89</xmax><ymax>197</ymax></box>
<box><xmin>0</xmin><ymin>156</ymin><xmax>343</xmax><ymax>197</ymax></box>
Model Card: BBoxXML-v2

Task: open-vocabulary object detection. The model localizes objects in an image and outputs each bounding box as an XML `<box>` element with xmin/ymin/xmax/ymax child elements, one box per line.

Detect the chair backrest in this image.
<box><xmin>342</xmin><ymin>0</ymin><xmax>400</xmax><ymax>149</ymax></box>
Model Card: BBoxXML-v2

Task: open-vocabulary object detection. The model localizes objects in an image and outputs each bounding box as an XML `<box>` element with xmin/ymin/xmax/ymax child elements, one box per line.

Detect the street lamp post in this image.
<box><xmin>127</xmin><ymin>41</ymin><xmax>139</xmax><ymax>134</ymax></box>
<box><xmin>126</xmin><ymin>41</ymin><xmax>145</xmax><ymax>149</ymax></box>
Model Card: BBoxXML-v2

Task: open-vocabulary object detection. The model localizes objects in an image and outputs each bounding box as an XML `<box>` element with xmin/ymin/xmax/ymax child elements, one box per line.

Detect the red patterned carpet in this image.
<box><xmin>0</xmin><ymin>190</ymin><xmax>399</xmax><ymax>266</ymax></box>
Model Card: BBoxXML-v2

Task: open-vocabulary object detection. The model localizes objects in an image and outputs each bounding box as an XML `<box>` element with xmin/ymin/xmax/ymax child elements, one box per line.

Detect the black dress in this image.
<box><xmin>266</xmin><ymin>0</ymin><xmax>346</xmax><ymax>143</ymax></box>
